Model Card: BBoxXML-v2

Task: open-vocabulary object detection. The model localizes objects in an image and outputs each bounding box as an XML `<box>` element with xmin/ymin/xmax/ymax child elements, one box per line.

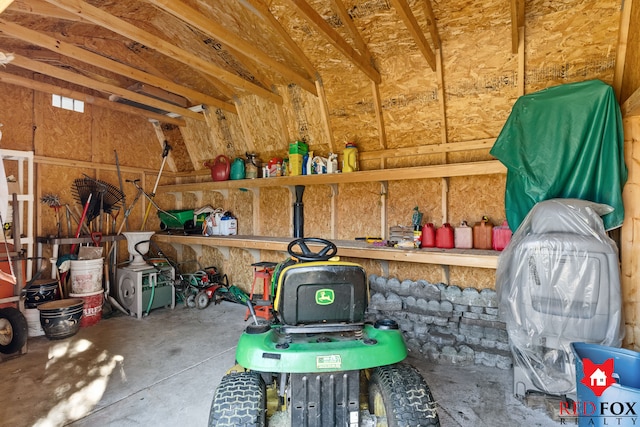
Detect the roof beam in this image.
<box><xmin>10</xmin><ymin>54</ymin><xmax>206</xmax><ymax>120</ymax></box>
<box><xmin>145</xmin><ymin>0</ymin><xmax>317</xmax><ymax>96</ymax></box>
<box><xmin>42</xmin><ymin>0</ymin><xmax>282</xmax><ymax>104</ymax></box>
<box><xmin>328</xmin><ymin>0</ymin><xmax>372</xmax><ymax>63</ymax></box>
<box><xmin>0</xmin><ymin>18</ymin><xmax>237</xmax><ymax>114</ymax></box>
<box><xmin>0</xmin><ymin>0</ymin><xmax>14</xmax><ymax>14</ymax></box>
<box><xmin>7</xmin><ymin>0</ymin><xmax>80</xmax><ymax>21</ymax></box>
<box><xmin>420</xmin><ymin>0</ymin><xmax>440</xmax><ymax>48</ymax></box>
<box><xmin>283</xmin><ymin>0</ymin><xmax>381</xmax><ymax>83</ymax></box>
<box><xmin>389</xmin><ymin>0</ymin><xmax>436</xmax><ymax>70</ymax></box>
<box><xmin>241</xmin><ymin>0</ymin><xmax>318</xmax><ymax>79</ymax></box>
<box><xmin>0</xmin><ymin>70</ymin><xmax>186</xmax><ymax>126</ymax></box>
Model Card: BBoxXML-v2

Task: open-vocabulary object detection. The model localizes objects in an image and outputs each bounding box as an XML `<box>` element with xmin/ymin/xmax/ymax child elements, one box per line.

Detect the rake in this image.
<box><xmin>71</xmin><ymin>176</ymin><xmax>124</xmax><ymax>231</ymax></box>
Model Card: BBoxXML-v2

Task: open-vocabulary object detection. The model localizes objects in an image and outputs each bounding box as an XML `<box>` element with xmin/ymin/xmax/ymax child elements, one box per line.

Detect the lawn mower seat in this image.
<box><xmin>273</xmin><ymin>261</ymin><xmax>368</xmax><ymax>328</ymax></box>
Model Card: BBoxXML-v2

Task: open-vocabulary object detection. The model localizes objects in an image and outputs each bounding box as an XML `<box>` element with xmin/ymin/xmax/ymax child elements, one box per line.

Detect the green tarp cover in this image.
<box><xmin>490</xmin><ymin>80</ymin><xmax>627</xmax><ymax>231</ymax></box>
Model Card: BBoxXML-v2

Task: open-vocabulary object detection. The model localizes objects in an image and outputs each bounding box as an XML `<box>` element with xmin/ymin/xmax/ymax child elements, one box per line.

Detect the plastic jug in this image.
<box><xmin>342</xmin><ymin>142</ymin><xmax>359</xmax><ymax>173</ymax></box>
<box><xmin>421</xmin><ymin>223</ymin><xmax>436</xmax><ymax>247</ymax></box>
<box><xmin>436</xmin><ymin>223</ymin><xmax>454</xmax><ymax>249</ymax></box>
<box><xmin>220</xmin><ymin>214</ymin><xmax>237</xmax><ymax>236</ymax></box>
<box><xmin>204</xmin><ymin>155</ymin><xmax>230</xmax><ymax>181</ymax></box>
<box><xmin>492</xmin><ymin>220</ymin><xmax>512</xmax><ymax>251</ymax></box>
<box><xmin>473</xmin><ymin>216</ymin><xmax>493</xmax><ymax>249</ymax></box>
<box><xmin>230</xmin><ymin>158</ymin><xmax>245</xmax><ymax>180</ymax></box>
<box><xmin>454</xmin><ymin>221</ymin><xmax>473</xmax><ymax>249</ymax></box>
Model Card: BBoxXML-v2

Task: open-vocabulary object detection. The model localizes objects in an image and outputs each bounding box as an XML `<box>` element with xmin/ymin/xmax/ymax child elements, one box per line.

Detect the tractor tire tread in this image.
<box><xmin>370</xmin><ymin>362</ymin><xmax>440</xmax><ymax>427</ymax></box>
<box><xmin>208</xmin><ymin>371</ymin><xmax>265</xmax><ymax>427</ymax></box>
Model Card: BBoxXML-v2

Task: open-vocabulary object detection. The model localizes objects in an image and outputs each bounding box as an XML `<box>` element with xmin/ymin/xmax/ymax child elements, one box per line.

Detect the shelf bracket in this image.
<box><xmin>378</xmin><ymin>260</ymin><xmax>389</xmax><ymax>277</ymax></box>
<box><xmin>247</xmin><ymin>248</ymin><xmax>261</xmax><ymax>263</ymax></box>
<box><xmin>216</xmin><ymin>246</ymin><xmax>230</xmax><ymax>260</ymax></box>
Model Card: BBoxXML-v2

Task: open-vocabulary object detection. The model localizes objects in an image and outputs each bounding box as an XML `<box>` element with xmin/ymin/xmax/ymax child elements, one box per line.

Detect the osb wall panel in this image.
<box><xmin>159</xmin><ymin>123</ymin><xmax>192</xmax><ymax>173</ymax></box>
<box><xmin>223</xmin><ymin>189</ymin><xmax>254</xmax><ymax>236</ymax></box>
<box><xmin>0</xmin><ymin>76</ymin><xmax>33</xmax><ymax>152</ymax></box>
<box><xmin>621</xmin><ymin>116</ymin><xmax>640</xmax><ymax>350</ymax></box>
<box><xmin>435</xmin><ymin>0</ymin><xmax>519</xmax><ymax>143</ymax></box>
<box><xmin>336</xmin><ymin>181</ymin><xmax>381</xmax><ymax>239</ymax></box>
<box><xmin>620</xmin><ymin>0</ymin><xmax>640</xmax><ymax>103</ymax></box>
<box><xmin>302</xmin><ymin>185</ymin><xmax>333</xmax><ymax>237</ymax></box>
<box><xmin>91</xmin><ymin>107</ymin><xmax>161</xmax><ymax>169</ymax></box>
<box><xmin>449</xmin><ymin>266</ymin><xmax>496</xmax><ymax>290</ymax></box>
<box><xmin>181</xmin><ymin>117</ymin><xmax>225</xmax><ymax>172</ymax></box>
<box><xmin>448</xmin><ymin>174</ymin><xmax>507</xmax><ymax>226</ymax></box>
<box><xmin>259</xmin><ymin>187</ymin><xmax>291</xmax><ymax>237</ymax></box>
<box><xmin>279</xmin><ymin>83</ymin><xmax>331</xmax><ymax>157</ymax></box>
<box><xmin>34</xmin><ymin>84</ymin><xmax>92</xmax><ymax>161</ymax></box>
<box><xmin>524</xmin><ymin>0</ymin><xmax>619</xmax><ymax>93</ymax></box>
<box><xmin>196</xmin><ymin>109</ymin><xmax>247</xmax><ymax>171</ymax></box>
<box><xmin>236</xmin><ymin>94</ymin><xmax>285</xmax><ymax>154</ymax></box>
<box><xmin>387</xmin><ymin>179</ymin><xmax>442</xmax><ymax>228</ymax></box>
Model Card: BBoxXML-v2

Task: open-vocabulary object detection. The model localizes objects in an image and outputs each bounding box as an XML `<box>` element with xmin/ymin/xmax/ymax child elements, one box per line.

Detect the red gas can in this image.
<box><xmin>435</xmin><ymin>223</ymin><xmax>454</xmax><ymax>249</ymax></box>
<box><xmin>421</xmin><ymin>223</ymin><xmax>436</xmax><ymax>248</ymax></box>
<box><xmin>473</xmin><ymin>216</ymin><xmax>493</xmax><ymax>249</ymax></box>
<box><xmin>492</xmin><ymin>220</ymin><xmax>512</xmax><ymax>251</ymax></box>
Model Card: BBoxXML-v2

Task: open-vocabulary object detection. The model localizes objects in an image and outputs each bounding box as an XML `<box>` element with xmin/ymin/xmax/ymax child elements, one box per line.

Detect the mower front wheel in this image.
<box><xmin>369</xmin><ymin>362</ymin><xmax>440</xmax><ymax>427</ymax></box>
<box><xmin>0</xmin><ymin>307</ymin><xmax>28</xmax><ymax>354</ymax></box>
<box><xmin>208</xmin><ymin>371</ymin><xmax>266</xmax><ymax>427</ymax></box>
<box><xmin>195</xmin><ymin>290</ymin><xmax>210</xmax><ymax>309</ymax></box>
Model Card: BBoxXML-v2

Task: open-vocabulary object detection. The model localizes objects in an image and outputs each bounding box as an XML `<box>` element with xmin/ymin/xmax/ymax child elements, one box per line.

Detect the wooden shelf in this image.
<box><xmin>152</xmin><ymin>234</ymin><xmax>500</xmax><ymax>269</ymax></box>
<box><xmin>157</xmin><ymin>160</ymin><xmax>506</xmax><ymax>193</ymax></box>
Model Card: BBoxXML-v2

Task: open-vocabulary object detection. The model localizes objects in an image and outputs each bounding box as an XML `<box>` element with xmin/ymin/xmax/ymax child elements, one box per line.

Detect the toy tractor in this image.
<box><xmin>208</xmin><ymin>237</ymin><xmax>440</xmax><ymax>427</ymax></box>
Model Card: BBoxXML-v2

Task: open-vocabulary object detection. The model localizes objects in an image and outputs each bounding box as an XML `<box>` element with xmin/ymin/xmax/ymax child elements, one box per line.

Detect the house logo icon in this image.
<box><xmin>581</xmin><ymin>358</ymin><xmax>616</xmax><ymax>397</ymax></box>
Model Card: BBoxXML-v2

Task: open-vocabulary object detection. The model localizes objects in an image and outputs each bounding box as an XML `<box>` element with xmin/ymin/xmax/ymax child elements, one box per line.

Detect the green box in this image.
<box><xmin>289</xmin><ymin>141</ymin><xmax>308</xmax><ymax>155</ymax></box>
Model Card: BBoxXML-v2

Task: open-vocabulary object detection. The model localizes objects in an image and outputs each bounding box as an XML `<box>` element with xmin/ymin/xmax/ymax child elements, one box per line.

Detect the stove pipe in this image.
<box><xmin>293</xmin><ymin>185</ymin><xmax>305</xmax><ymax>238</ymax></box>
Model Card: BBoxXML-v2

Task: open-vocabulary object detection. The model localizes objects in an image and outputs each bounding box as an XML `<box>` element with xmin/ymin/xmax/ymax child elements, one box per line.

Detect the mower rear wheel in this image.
<box><xmin>0</xmin><ymin>307</ymin><xmax>28</xmax><ymax>354</ymax></box>
<box><xmin>369</xmin><ymin>363</ymin><xmax>440</xmax><ymax>427</ymax></box>
<box><xmin>195</xmin><ymin>291</ymin><xmax>210</xmax><ymax>309</ymax></box>
<box><xmin>208</xmin><ymin>371</ymin><xmax>266</xmax><ymax>427</ymax></box>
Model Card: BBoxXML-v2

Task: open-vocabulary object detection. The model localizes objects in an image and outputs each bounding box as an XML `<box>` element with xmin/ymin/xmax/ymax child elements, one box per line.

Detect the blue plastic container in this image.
<box><xmin>571</xmin><ymin>342</ymin><xmax>640</xmax><ymax>427</ymax></box>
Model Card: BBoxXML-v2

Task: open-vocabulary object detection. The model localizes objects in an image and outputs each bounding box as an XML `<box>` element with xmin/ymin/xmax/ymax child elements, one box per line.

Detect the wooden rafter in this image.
<box><xmin>613</xmin><ymin>0</ymin><xmax>633</xmax><ymax>101</ymax></box>
<box><xmin>241</xmin><ymin>0</ymin><xmax>318</xmax><ymax>80</ymax></box>
<box><xmin>328</xmin><ymin>0</ymin><xmax>372</xmax><ymax>63</ymax></box>
<box><xmin>621</xmin><ymin>86</ymin><xmax>640</xmax><ymax>117</ymax></box>
<box><xmin>510</xmin><ymin>0</ymin><xmax>524</xmax><ymax>54</ymax></box>
<box><xmin>0</xmin><ymin>70</ymin><xmax>186</xmax><ymax>126</ymax></box>
<box><xmin>10</xmin><ymin>54</ymin><xmax>206</xmax><ymax>121</ymax></box>
<box><xmin>388</xmin><ymin>0</ymin><xmax>436</xmax><ymax>70</ymax></box>
<box><xmin>145</xmin><ymin>0</ymin><xmax>317</xmax><ymax>96</ymax></box>
<box><xmin>0</xmin><ymin>18</ymin><xmax>237</xmax><ymax>114</ymax></box>
<box><xmin>283</xmin><ymin>0</ymin><xmax>381</xmax><ymax>83</ymax></box>
<box><xmin>420</xmin><ymin>0</ymin><xmax>440</xmax><ymax>48</ymax></box>
<box><xmin>42</xmin><ymin>0</ymin><xmax>283</xmax><ymax>104</ymax></box>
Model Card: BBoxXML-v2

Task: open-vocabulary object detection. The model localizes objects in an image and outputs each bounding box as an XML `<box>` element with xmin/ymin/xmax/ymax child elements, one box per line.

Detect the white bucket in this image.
<box><xmin>25</xmin><ymin>308</ymin><xmax>44</xmax><ymax>337</ymax></box>
<box><xmin>70</xmin><ymin>258</ymin><xmax>104</xmax><ymax>294</ymax></box>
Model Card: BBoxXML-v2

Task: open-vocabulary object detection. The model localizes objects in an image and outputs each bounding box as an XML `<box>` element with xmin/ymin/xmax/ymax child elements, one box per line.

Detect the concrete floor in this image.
<box><xmin>0</xmin><ymin>301</ymin><xmax>563</xmax><ymax>427</ymax></box>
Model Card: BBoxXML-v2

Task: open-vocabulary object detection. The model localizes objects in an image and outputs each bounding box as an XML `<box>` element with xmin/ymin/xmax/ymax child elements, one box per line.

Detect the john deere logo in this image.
<box><xmin>315</xmin><ymin>289</ymin><xmax>335</xmax><ymax>305</ymax></box>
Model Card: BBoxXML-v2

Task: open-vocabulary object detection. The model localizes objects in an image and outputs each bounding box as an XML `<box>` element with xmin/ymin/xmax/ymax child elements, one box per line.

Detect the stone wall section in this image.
<box><xmin>367</xmin><ymin>275</ymin><xmax>512</xmax><ymax>370</ymax></box>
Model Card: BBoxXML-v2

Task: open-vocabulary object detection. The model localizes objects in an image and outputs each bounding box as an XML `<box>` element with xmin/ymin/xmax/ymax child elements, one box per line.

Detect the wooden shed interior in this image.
<box><xmin>0</xmin><ymin>0</ymin><xmax>639</xmax><ymax>352</ymax></box>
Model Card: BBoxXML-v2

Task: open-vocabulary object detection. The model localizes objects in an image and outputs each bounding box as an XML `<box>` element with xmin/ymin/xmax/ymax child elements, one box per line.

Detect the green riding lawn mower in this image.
<box><xmin>208</xmin><ymin>237</ymin><xmax>440</xmax><ymax>427</ymax></box>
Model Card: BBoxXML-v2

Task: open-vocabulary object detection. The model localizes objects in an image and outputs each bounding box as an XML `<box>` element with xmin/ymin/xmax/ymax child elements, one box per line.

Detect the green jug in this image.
<box><xmin>230</xmin><ymin>157</ymin><xmax>245</xmax><ymax>180</ymax></box>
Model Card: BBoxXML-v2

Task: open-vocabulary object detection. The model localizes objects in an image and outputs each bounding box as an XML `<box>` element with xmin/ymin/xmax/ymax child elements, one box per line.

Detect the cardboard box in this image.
<box><xmin>289</xmin><ymin>154</ymin><xmax>303</xmax><ymax>176</ymax></box>
<box><xmin>289</xmin><ymin>141</ymin><xmax>308</xmax><ymax>155</ymax></box>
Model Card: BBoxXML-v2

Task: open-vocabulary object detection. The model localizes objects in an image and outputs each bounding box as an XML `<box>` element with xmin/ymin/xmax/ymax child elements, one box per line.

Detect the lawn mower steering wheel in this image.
<box><xmin>287</xmin><ymin>237</ymin><xmax>338</xmax><ymax>262</ymax></box>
